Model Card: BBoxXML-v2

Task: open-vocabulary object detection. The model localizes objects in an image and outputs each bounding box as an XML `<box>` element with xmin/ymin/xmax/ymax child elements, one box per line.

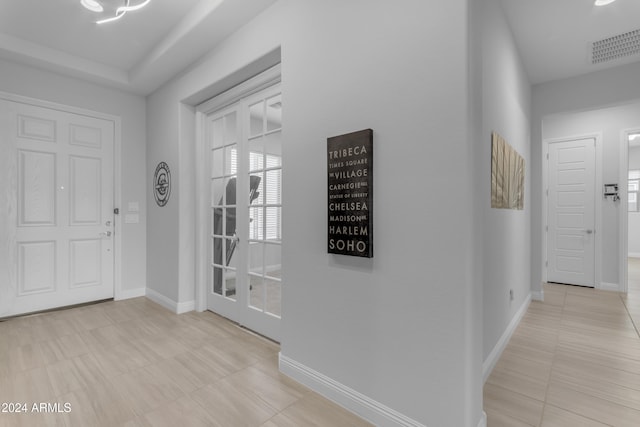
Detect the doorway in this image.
<box><xmin>545</xmin><ymin>137</ymin><xmax>597</xmax><ymax>287</ymax></box>
<box><xmin>0</xmin><ymin>97</ymin><xmax>116</xmax><ymax>317</ymax></box>
<box><xmin>196</xmin><ymin>68</ymin><xmax>282</xmax><ymax>342</ymax></box>
<box><xmin>623</xmin><ymin>129</ymin><xmax>640</xmax><ymax>293</ymax></box>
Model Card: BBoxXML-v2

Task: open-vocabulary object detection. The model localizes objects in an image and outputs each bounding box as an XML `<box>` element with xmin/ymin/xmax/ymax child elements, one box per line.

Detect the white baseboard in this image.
<box><xmin>628</xmin><ymin>252</ymin><xmax>640</xmax><ymax>258</ymax></box>
<box><xmin>114</xmin><ymin>287</ymin><xmax>146</xmax><ymax>301</ymax></box>
<box><xmin>531</xmin><ymin>289</ymin><xmax>544</xmax><ymax>301</ymax></box>
<box><xmin>176</xmin><ymin>300</ymin><xmax>195</xmax><ymax>314</ymax></box>
<box><xmin>279</xmin><ymin>353</ymin><xmax>426</xmax><ymax>427</ymax></box>
<box><xmin>599</xmin><ymin>282</ymin><xmax>620</xmax><ymax>292</ymax></box>
<box><xmin>145</xmin><ymin>288</ymin><xmax>194</xmax><ymax>314</ymax></box>
<box><xmin>483</xmin><ymin>294</ymin><xmax>531</xmax><ymax>383</ymax></box>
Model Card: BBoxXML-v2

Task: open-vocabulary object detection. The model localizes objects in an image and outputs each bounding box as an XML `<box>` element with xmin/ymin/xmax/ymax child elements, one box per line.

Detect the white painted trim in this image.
<box><xmin>600</xmin><ymin>282</ymin><xmax>621</xmax><ymax>292</ymax></box>
<box><xmin>279</xmin><ymin>354</ymin><xmax>427</xmax><ymax>427</ymax></box>
<box><xmin>176</xmin><ymin>300</ymin><xmax>196</xmax><ymax>314</ymax></box>
<box><xmin>0</xmin><ymin>90</ymin><xmax>124</xmax><ymax>305</ymax></box>
<box><xmin>482</xmin><ymin>293</ymin><xmax>531</xmax><ymax>383</ymax></box>
<box><xmin>114</xmin><ymin>287</ymin><xmax>146</xmax><ymax>301</ymax></box>
<box><xmin>619</xmin><ymin>128</ymin><xmax>640</xmax><ymax>294</ymax></box>
<box><xmin>194</xmin><ymin>66</ymin><xmax>281</xmax><ymax>316</ymax></box>
<box><xmin>196</xmin><ymin>64</ymin><xmax>281</xmax><ymax>115</ymax></box>
<box><xmin>542</xmin><ymin>134</ymin><xmax>603</xmax><ymax>288</ymax></box>
<box><xmin>478</xmin><ymin>411</ymin><xmax>487</xmax><ymax>427</ymax></box>
<box><xmin>145</xmin><ymin>288</ymin><xmax>194</xmax><ymax>314</ymax></box>
<box><xmin>531</xmin><ymin>290</ymin><xmax>544</xmax><ymax>301</ymax></box>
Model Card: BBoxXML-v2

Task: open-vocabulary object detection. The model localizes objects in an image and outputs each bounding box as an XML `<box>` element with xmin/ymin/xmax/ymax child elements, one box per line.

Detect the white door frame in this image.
<box><xmin>619</xmin><ymin>127</ymin><xmax>640</xmax><ymax>294</ymax></box>
<box><xmin>194</xmin><ymin>65</ymin><xmax>281</xmax><ymax>313</ymax></box>
<box><xmin>542</xmin><ymin>133</ymin><xmax>603</xmax><ymax>288</ymax></box>
<box><xmin>0</xmin><ymin>91</ymin><xmax>123</xmax><ymax>301</ymax></box>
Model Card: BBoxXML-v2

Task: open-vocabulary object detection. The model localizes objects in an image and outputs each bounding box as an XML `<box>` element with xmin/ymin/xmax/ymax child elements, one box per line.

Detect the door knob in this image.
<box><xmin>585</xmin><ymin>229</ymin><xmax>593</xmax><ymax>234</ymax></box>
<box><xmin>100</xmin><ymin>231</ymin><xmax>112</xmax><ymax>237</ymax></box>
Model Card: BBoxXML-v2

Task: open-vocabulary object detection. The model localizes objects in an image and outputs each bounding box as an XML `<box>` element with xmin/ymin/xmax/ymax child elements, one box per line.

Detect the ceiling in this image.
<box><xmin>500</xmin><ymin>0</ymin><xmax>640</xmax><ymax>85</ymax></box>
<box><xmin>1</xmin><ymin>1</ymin><xmax>638</xmax><ymax>94</ymax></box>
<box><xmin>0</xmin><ymin>0</ymin><xmax>276</xmax><ymax>95</ymax></box>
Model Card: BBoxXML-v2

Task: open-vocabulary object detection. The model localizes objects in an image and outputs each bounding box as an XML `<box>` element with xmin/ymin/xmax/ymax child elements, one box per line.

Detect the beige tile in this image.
<box><xmin>546</xmin><ymin>381</ymin><xmax>640</xmax><ymax>427</ymax></box>
<box><xmin>190</xmin><ymin>380</ymin><xmax>278</xmax><ymax>427</ymax></box>
<box><xmin>110</xmin><ymin>364</ymin><xmax>185</xmax><ymax>416</ymax></box>
<box><xmin>483</xmin><ymin>383</ymin><xmax>544</xmax><ymax>427</ymax></box>
<box><xmin>141</xmin><ymin>396</ymin><xmax>216</xmax><ymax>427</ymax></box>
<box><xmin>222</xmin><ymin>365</ymin><xmax>305</xmax><ymax>411</ymax></box>
<box><xmin>263</xmin><ymin>392</ymin><xmax>373</xmax><ymax>427</ymax></box>
<box><xmin>541</xmin><ymin>404</ymin><xmax>611</xmax><ymax>427</ymax></box>
<box><xmin>145</xmin><ymin>351</ymin><xmax>228</xmax><ymax>394</ymax></box>
<box><xmin>11</xmin><ymin>367</ymin><xmax>56</xmax><ymax>403</ymax></box>
<box><xmin>485</xmin><ymin>407</ymin><xmax>535</xmax><ymax>427</ymax></box>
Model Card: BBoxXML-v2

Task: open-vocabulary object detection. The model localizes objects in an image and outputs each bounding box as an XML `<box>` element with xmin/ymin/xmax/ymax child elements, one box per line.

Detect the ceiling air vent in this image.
<box><xmin>591</xmin><ymin>29</ymin><xmax>640</xmax><ymax>64</ymax></box>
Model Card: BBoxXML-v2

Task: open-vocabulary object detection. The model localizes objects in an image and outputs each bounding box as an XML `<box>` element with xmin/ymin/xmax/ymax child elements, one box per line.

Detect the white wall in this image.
<box><xmin>540</xmin><ymin>103</ymin><xmax>640</xmax><ymax>288</ymax></box>
<box><xmin>480</xmin><ymin>0</ymin><xmax>532</xmax><ymax>364</ymax></box>
<box><xmin>146</xmin><ymin>1</ymin><xmax>483</xmax><ymax>425</ymax></box>
<box><xmin>531</xmin><ymin>62</ymin><xmax>640</xmax><ymax>295</ymax></box>
<box><xmin>628</xmin><ymin>146</ymin><xmax>640</xmax><ymax>256</ymax></box>
<box><xmin>0</xmin><ymin>57</ymin><xmax>147</xmax><ymax>297</ymax></box>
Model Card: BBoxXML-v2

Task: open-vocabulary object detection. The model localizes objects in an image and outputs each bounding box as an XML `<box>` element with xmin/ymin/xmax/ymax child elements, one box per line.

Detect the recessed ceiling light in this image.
<box><xmin>595</xmin><ymin>0</ymin><xmax>617</xmax><ymax>6</ymax></box>
<box><xmin>81</xmin><ymin>0</ymin><xmax>103</xmax><ymax>13</ymax></box>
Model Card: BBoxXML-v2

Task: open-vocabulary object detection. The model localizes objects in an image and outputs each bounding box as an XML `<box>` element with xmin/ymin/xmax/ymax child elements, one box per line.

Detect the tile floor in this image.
<box><xmin>0</xmin><ymin>298</ymin><xmax>372</xmax><ymax>427</ymax></box>
<box><xmin>484</xmin><ymin>258</ymin><xmax>640</xmax><ymax>426</ymax></box>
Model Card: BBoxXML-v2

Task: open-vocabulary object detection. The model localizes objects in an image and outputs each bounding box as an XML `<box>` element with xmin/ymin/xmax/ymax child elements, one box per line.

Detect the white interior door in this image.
<box><xmin>0</xmin><ymin>99</ymin><xmax>115</xmax><ymax>317</ymax></box>
<box><xmin>547</xmin><ymin>138</ymin><xmax>596</xmax><ymax>287</ymax></box>
<box><xmin>206</xmin><ymin>84</ymin><xmax>282</xmax><ymax>342</ymax></box>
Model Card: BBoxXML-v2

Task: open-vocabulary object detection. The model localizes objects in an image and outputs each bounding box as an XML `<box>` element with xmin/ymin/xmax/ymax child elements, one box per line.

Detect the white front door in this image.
<box><xmin>0</xmin><ymin>99</ymin><xmax>115</xmax><ymax>317</ymax></box>
<box><xmin>206</xmin><ymin>84</ymin><xmax>282</xmax><ymax>342</ymax></box>
<box><xmin>547</xmin><ymin>138</ymin><xmax>596</xmax><ymax>287</ymax></box>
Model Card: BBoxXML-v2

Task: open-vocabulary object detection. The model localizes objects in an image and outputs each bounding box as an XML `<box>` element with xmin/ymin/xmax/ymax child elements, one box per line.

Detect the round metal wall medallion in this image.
<box><xmin>153</xmin><ymin>162</ymin><xmax>171</xmax><ymax>207</ymax></box>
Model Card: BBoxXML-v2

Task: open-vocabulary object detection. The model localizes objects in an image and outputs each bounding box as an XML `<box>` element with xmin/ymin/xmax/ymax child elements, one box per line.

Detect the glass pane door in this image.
<box><xmin>206</xmin><ymin>83</ymin><xmax>282</xmax><ymax>341</ymax></box>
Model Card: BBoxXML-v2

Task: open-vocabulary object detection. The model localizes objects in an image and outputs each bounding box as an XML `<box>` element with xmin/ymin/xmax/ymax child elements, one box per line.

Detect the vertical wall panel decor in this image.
<box><xmin>491</xmin><ymin>131</ymin><xmax>524</xmax><ymax>209</ymax></box>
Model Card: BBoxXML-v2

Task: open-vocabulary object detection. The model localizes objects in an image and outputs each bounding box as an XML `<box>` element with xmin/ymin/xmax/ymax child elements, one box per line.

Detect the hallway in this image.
<box><xmin>484</xmin><ymin>260</ymin><xmax>640</xmax><ymax>426</ymax></box>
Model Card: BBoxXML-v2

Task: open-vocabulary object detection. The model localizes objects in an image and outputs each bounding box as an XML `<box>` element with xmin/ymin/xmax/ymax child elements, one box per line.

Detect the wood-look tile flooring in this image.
<box><xmin>0</xmin><ymin>298</ymin><xmax>372</xmax><ymax>427</ymax></box>
<box><xmin>484</xmin><ymin>258</ymin><xmax>640</xmax><ymax>426</ymax></box>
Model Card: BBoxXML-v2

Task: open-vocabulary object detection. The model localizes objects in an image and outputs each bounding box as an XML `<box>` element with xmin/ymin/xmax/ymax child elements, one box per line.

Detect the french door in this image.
<box><xmin>206</xmin><ymin>83</ymin><xmax>282</xmax><ymax>341</ymax></box>
<box><xmin>0</xmin><ymin>98</ymin><xmax>115</xmax><ymax>317</ymax></box>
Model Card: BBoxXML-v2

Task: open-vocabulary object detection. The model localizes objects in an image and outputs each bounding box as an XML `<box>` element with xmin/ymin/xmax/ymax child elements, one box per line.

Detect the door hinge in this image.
<box><xmin>114</xmin><ymin>208</ymin><xmax>120</xmax><ymax>215</ymax></box>
<box><xmin>546</xmin><ymin>153</ymin><xmax>549</xmax><ymax>160</ymax></box>
<box><xmin>546</xmin><ymin>189</ymin><xmax>549</xmax><ymax>196</ymax></box>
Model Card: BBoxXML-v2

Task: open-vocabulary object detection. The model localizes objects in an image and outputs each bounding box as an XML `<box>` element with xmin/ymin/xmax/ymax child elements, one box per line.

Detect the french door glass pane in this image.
<box><xmin>211</xmin><ymin>178</ymin><xmax>224</xmax><ymax>207</ymax></box>
<box><xmin>211</xmin><ymin>148</ymin><xmax>223</xmax><ymax>177</ymax></box>
<box><xmin>265</xmin><ymin>170</ymin><xmax>282</xmax><ymax>205</ymax></box>
<box><xmin>249</xmin><ymin>101</ymin><xmax>264</xmax><ymax>137</ymax></box>
<box><xmin>224</xmin><ymin>270</ymin><xmax>236</xmax><ymax>300</ymax></box>
<box><xmin>249</xmin><ymin>274</ymin><xmax>264</xmax><ymax>310</ymax></box>
<box><xmin>211</xmin><ymin>118</ymin><xmax>224</xmax><ymax>148</ymax></box>
<box><xmin>265</xmin><ymin>132</ymin><xmax>282</xmax><ymax>161</ymax></box>
<box><xmin>249</xmin><ymin>138</ymin><xmax>264</xmax><ymax>171</ymax></box>
<box><xmin>266</xmin><ymin>207</ymin><xmax>281</xmax><ymax>241</ymax></box>
<box><xmin>213</xmin><ymin>266</ymin><xmax>222</xmax><ymax>295</ymax></box>
<box><xmin>224</xmin><ymin>112</ymin><xmax>237</xmax><ymax>143</ymax></box>
<box><xmin>266</xmin><ymin>95</ymin><xmax>282</xmax><ymax>132</ymax></box>
<box><xmin>266</xmin><ymin>279</ymin><xmax>281</xmax><ymax>316</ymax></box>
<box><xmin>249</xmin><ymin>207</ymin><xmax>264</xmax><ymax>240</ymax></box>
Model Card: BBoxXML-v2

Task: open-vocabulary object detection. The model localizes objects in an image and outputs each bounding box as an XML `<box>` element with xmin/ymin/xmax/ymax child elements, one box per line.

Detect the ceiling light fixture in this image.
<box><xmin>594</xmin><ymin>0</ymin><xmax>617</xmax><ymax>6</ymax></box>
<box><xmin>81</xmin><ymin>0</ymin><xmax>104</xmax><ymax>13</ymax></box>
<box><xmin>81</xmin><ymin>0</ymin><xmax>152</xmax><ymax>24</ymax></box>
